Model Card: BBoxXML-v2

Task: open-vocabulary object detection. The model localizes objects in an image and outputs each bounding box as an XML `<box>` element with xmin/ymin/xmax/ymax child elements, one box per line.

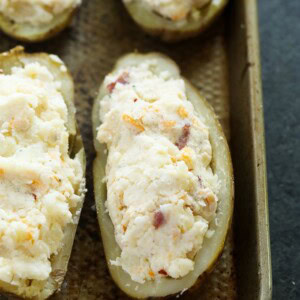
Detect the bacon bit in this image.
<box><xmin>122</xmin><ymin>225</ymin><xmax>127</xmax><ymax>232</ymax></box>
<box><xmin>197</xmin><ymin>176</ymin><xmax>202</xmax><ymax>187</ymax></box>
<box><xmin>153</xmin><ymin>210</ymin><xmax>165</xmax><ymax>229</ymax></box>
<box><xmin>107</xmin><ymin>82</ymin><xmax>115</xmax><ymax>93</ymax></box>
<box><xmin>133</xmin><ymin>98</ymin><xmax>138</xmax><ymax>103</ymax></box>
<box><xmin>175</xmin><ymin>124</ymin><xmax>191</xmax><ymax>150</ymax></box>
<box><xmin>177</xmin><ymin>106</ymin><xmax>188</xmax><ymax>119</ymax></box>
<box><xmin>107</xmin><ymin>72</ymin><xmax>129</xmax><ymax>93</ymax></box>
<box><xmin>163</xmin><ymin>120</ymin><xmax>176</xmax><ymax>128</ymax></box>
<box><xmin>122</xmin><ymin>114</ymin><xmax>145</xmax><ymax>132</ymax></box>
<box><xmin>32</xmin><ymin>193</ymin><xmax>37</xmax><ymax>202</ymax></box>
<box><xmin>158</xmin><ymin>269</ymin><xmax>168</xmax><ymax>276</ymax></box>
<box><xmin>148</xmin><ymin>270</ymin><xmax>155</xmax><ymax>278</ymax></box>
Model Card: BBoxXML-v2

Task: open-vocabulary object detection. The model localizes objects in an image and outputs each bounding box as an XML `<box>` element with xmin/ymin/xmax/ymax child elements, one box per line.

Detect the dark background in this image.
<box><xmin>258</xmin><ymin>1</ymin><xmax>300</xmax><ymax>299</ymax></box>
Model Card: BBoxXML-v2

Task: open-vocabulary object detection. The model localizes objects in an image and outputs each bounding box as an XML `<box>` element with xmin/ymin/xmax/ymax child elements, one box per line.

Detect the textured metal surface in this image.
<box><xmin>0</xmin><ymin>0</ymin><xmax>270</xmax><ymax>299</ymax></box>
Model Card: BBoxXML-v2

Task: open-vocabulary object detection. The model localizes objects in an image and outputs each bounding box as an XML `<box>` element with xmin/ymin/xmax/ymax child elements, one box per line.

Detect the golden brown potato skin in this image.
<box><xmin>0</xmin><ymin>47</ymin><xmax>86</xmax><ymax>300</ymax></box>
<box><xmin>0</xmin><ymin>7</ymin><xmax>76</xmax><ymax>42</ymax></box>
<box><xmin>123</xmin><ymin>0</ymin><xmax>229</xmax><ymax>42</ymax></box>
<box><xmin>93</xmin><ymin>53</ymin><xmax>234</xmax><ymax>298</ymax></box>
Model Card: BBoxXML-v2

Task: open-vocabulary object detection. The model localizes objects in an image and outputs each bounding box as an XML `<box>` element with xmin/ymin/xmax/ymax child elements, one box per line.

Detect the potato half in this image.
<box><xmin>0</xmin><ymin>46</ymin><xmax>86</xmax><ymax>300</ymax></box>
<box><xmin>0</xmin><ymin>7</ymin><xmax>77</xmax><ymax>42</ymax></box>
<box><xmin>123</xmin><ymin>0</ymin><xmax>229</xmax><ymax>42</ymax></box>
<box><xmin>93</xmin><ymin>53</ymin><xmax>234</xmax><ymax>298</ymax></box>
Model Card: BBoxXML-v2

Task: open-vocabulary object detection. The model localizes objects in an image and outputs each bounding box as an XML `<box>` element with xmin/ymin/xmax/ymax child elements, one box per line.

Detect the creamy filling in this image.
<box><xmin>0</xmin><ymin>59</ymin><xmax>84</xmax><ymax>297</ymax></box>
<box><xmin>0</xmin><ymin>0</ymin><xmax>81</xmax><ymax>25</ymax></box>
<box><xmin>125</xmin><ymin>0</ymin><xmax>211</xmax><ymax>21</ymax></box>
<box><xmin>97</xmin><ymin>60</ymin><xmax>219</xmax><ymax>284</ymax></box>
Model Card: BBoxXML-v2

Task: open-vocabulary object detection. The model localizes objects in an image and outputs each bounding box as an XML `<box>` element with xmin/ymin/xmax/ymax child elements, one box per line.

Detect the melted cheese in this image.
<box><xmin>97</xmin><ymin>60</ymin><xmax>219</xmax><ymax>284</ymax></box>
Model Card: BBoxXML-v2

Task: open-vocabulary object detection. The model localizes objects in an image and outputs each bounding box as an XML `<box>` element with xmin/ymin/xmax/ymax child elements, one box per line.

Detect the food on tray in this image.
<box><xmin>0</xmin><ymin>0</ymin><xmax>81</xmax><ymax>42</ymax></box>
<box><xmin>122</xmin><ymin>0</ymin><xmax>229</xmax><ymax>42</ymax></box>
<box><xmin>0</xmin><ymin>47</ymin><xmax>86</xmax><ymax>299</ymax></box>
<box><xmin>93</xmin><ymin>52</ymin><xmax>233</xmax><ymax>298</ymax></box>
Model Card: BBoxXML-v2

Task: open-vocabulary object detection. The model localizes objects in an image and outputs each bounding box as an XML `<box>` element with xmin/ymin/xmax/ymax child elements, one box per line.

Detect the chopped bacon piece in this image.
<box><xmin>107</xmin><ymin>82</ymin><xmax>115</xmax><ymax>93</ymax></box>
<box><xmin>175</xmin><ymin>124</ymin><xmax>191</xmax><ymax>150</ymax></box>
<box><xmin>107</xmin><ymin>72</ymin><xmax>129</xmax><ymax>93</ymax></box>
<box><xmin>153</xmin><ymin>210</ymin><xmax>165</xmax><ymax>229</ymax></box>
<box><xmin>32</xmin><ymin>193</ymin><xmax>37</xmax><ymax>202</ymax></box>
<box><xmin>133</xmin><ymin>98</ymin><xmax>138</xmax><ymax>102</ymax></box>
<box><xmin>197</xmin><ymin>176</ymin><xmax>202</xmax><ymax>187</ymax></box>
<box><xmin>158</xmin><ymin>269</ymin><xmax>168</xmax><ymax>276</ymax></box>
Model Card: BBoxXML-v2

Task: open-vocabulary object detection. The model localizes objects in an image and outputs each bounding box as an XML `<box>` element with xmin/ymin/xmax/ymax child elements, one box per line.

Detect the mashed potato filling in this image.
<box><xmin>0</xmin><ymin>0</ymin><xmax>81</xmax><ymax>25</ymax></box>
<box><xmin>97</xmin><ymin>60</ymin><xmax>219</xmax><ymax>284</ymax></box>
<box><xmin>124</xmin><ymin>0</ymin><xmax>211</xmax><ymax>21</ymax></box>
<box><xmin>0</xmin><ymin>60</ymin><xmax>83</xmax><ymax>295</ymax></box>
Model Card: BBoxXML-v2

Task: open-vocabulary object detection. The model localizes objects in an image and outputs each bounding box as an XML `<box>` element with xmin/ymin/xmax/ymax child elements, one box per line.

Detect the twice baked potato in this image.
<box><xmin>0</xmin><ymin>46</ymin><xmax>86</xmax><ymax>299</ymax></box>
<box><xmin>0</xmin><ymin>1</ymin><xmax>80</xmax><ymax>42</ymax></box>
<box><xmin>93</xmin><ymin>53</ymin><xmax>233</xmax><ymax>298</ymax></box>
<box><xmin>123</xmin><ymin>0</ymin><xmax>229</xmax><ymax>42</ymax></box>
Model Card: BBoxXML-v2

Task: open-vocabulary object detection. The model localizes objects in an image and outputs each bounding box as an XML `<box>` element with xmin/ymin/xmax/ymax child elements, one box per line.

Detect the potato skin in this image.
<box><xmin>93</xmin><ymin>53</ymin><xmax>234</xmax><ymax>299</ymax></box>
<box><xmin>123</xmin><ymin>0</ymin><xmax>229</xmax><ymax>42</ymax></box>
<box><xmin>0</xmin><ymin>47</ymin><xmax>86</xmax><ymax>300</ymax></box>
<box><xmin>0</xmin><ymin>7</ymin><xmax>76</xmax><ymax>42</ymax></box>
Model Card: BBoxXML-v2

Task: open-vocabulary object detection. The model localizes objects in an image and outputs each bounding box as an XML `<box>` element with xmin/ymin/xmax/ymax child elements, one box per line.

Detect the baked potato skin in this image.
<box><xmin>0</xmin><ymin>46</ymin><xmax>86</xmax><ymax>300</ymax></box>
<box><xmin>123</xmin><ymin>0</ymin><xmax>229</xmax><ymax>42</ymax></box>
<box><xmin>0</xmin><ymin>7</ymin><xmax>76</xmax><ymax>43</ymax></box>
<box><xmin>93</xmin><ymin>53</ymin><xmax>234</xmax><ymax>298</ymax></box>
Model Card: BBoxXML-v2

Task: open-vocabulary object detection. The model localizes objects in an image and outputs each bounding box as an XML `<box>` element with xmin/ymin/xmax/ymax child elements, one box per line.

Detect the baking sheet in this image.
<box><xmin>0</xmin><ymin>0</ymin><xmax>271</xmax><ymax>299</ymax></box>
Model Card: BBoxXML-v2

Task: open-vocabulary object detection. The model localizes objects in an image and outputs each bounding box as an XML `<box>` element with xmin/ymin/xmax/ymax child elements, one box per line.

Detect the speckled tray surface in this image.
<box><xmin>0</xmin><ymin>0</ymin><xmax>263</xmax><ymax>299</ymax></box>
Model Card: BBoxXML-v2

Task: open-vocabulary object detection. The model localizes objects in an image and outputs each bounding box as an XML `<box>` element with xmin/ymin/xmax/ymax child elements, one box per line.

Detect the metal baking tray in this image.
<box><xmin>0</xmin><ymin>0</ymin><xmax>272</xmax><ymax>299</ymax></box>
